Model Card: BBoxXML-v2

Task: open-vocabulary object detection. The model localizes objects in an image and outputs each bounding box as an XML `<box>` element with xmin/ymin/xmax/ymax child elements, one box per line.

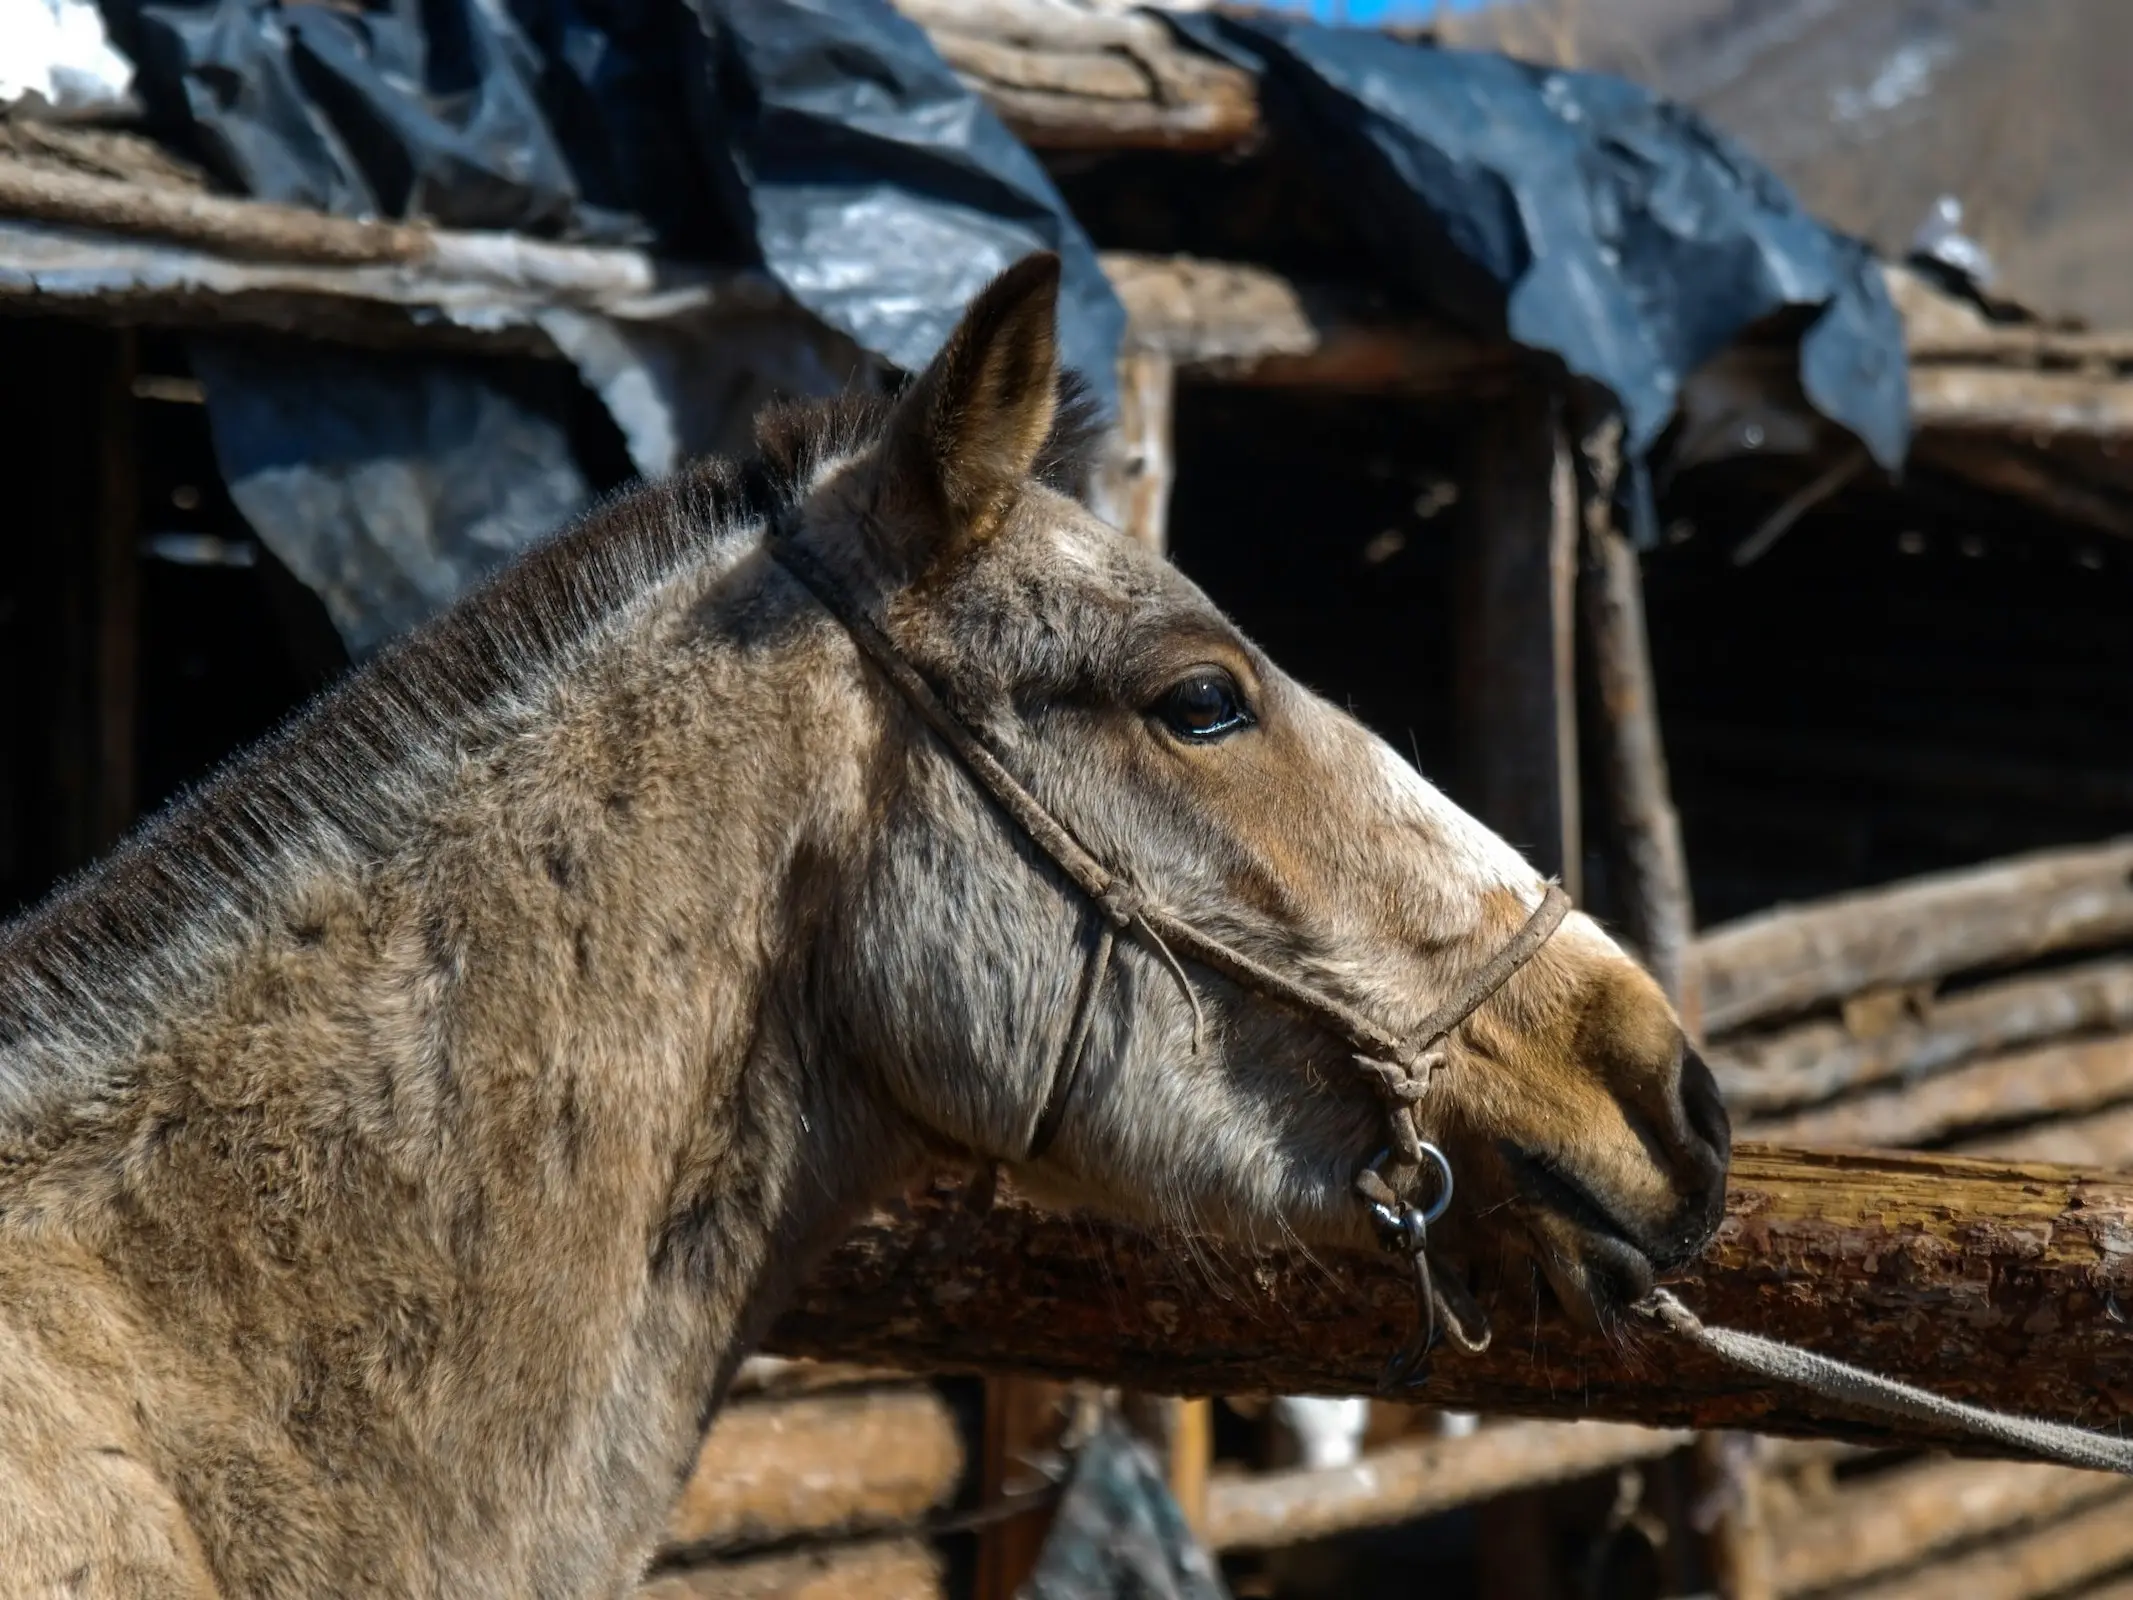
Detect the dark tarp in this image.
<box><xmin>1020</xmin><ymin>1417</ymin><xmax>1231</xmax><ymax>1600</ymax></box>
<box><xmin>189</xmin><ymin>339</ymin><xmax>591</xmax><ymax>656</ymax></box>
<box><xmin>1172</xmin><ymin>16</ymin><xmax>1909</xmax><ymax>474</ymax></box>
<box><xmin>98</xmin><ymin>0</ymin><xmax>1122</xmax><ymax>401</ymax></box>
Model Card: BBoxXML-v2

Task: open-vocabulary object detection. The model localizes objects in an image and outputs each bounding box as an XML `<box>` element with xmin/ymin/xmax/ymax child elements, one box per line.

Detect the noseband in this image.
<box><xmin>769</xmin><ymin>533</ymin><xmax>1571</xmax><ymax>1387</ymax></box>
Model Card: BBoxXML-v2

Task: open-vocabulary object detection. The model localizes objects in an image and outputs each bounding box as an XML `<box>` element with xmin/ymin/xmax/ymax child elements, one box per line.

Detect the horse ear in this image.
<box><xmin>875</xmin><ymin>252</ymin><xmax>1063</xmax><ymax>565</ymax></box>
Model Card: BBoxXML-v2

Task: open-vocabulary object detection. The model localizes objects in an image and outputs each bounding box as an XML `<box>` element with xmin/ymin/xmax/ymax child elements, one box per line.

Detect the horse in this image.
<box><xmin>0</xmin><ymin>253</ymin><xmax>1728</xmax><ymax>1597</ymax></box>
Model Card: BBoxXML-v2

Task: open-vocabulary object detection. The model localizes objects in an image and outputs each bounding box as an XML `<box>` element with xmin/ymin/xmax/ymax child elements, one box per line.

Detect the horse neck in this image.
<box><xmin>3</xmin><ymin>548</ymin><xmax>914</xmax><ymax>1586</ymax></box>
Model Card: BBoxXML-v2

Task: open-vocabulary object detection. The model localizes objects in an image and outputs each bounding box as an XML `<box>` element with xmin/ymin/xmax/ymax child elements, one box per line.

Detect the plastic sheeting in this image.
<box><xmin>1021</xmin><ymin>1416</ymin><xmax>1231</xmax><ymax>1600</ymax></box>
<box><xmin>189</xmin><ymin>340</ymin><xmax>591</xmax><ymax>655</ymax></box>
<box><xmin>99</xmin><ymin>0</ymin><xmax>1122</xmax><ymax>400</ymax></box>
<box><xmin>1173</xmin><ymin>15</ymin><xmax>1909</xmax><ymax>472</ymax></box>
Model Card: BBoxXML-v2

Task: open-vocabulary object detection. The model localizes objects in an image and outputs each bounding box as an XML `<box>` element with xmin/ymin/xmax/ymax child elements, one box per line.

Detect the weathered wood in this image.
<box><xmin>0</xmin><ymin>156</ymin><xmax>433</xmax><ymax>266</ymax></box>
<box><xmin>661</xmin><ymin>1389</ymin><xmax>963</xmax><ymax>1556</ymax></box>
<box><xmin>767</xmin><ymin>1149</ymin><xmax>2133</xmax><ymax>1451</ymax></box>
<box><xmin>1963</xmin><ymin>1102</ymin><xmax>2133</xmax><ymax>1170</ymax></box>
<box><xmin>1459</xmin><ymin>392</ymin><xmax>1582</xmax><ymax>891</ymax></box>
<box><xmin>727</xmin><ymin>1356</ymin><xmax>916</xmax><ymax>1397</ymax></box>
<box><xmin>640</xmin><ymin>1538</ymin><xmax>944</xmax><ymax>1600</ymax></box>
<box><xmin>1203</xmin><ymin>1420</ymin><xmax>1687</xmax><ymax>1551</ymax></box>
<box><xmin>1841</xmin><ymin>1486</ymin><xmax>2133</xmax><ymax>1600</ymax></box>
<box><xmin>1712</xmin><ymin>956</ymin><xmax>2133</xmax><ymax>1118</ymax></box>
<box><xmin>897</xmin><ymin>0</ymin><xmax>1260</xmax><ymax>152</ymax></box>
<box><xmin>974</xmin><ymin>1376</ymin><xmax>1070</xmax><ymax>1600</ymax></box>
<box><xmin>1695</xmin><ymin>1431</ymin><xmax>1777</xmax><ymax>1600</ymax></box>
<box><xmin>1690</xmin><ymin>839</ymin><xmax>2133</xmax><ymax>1035</ymax></box>
<box><xmin>1747</xmin><ymin>1033</ymin><xmax>2133</xmax><ymax>1148</ymax></box>
<box><xmin>1767</xmin><ymin>1456</ymin><xmax>2122</xmax><ymax>1597</ymax></box>
<box><xmin>1910</xmin><ymin>366</ymin><xmax>2133</xmax><ymax>443</ymax></box>
<box><xmin>1579</xmin><ymin>432</ymin><xmax>1695</xmax><ymax>1014</ymax></box>
<box><xmin>1092</xmin><ymin>350</ymin><xmax>1175</xmax><ymax>554</ymax></box>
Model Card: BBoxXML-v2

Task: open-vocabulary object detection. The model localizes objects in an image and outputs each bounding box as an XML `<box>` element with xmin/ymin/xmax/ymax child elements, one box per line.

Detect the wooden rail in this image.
<box><xmin>767</xmin><ymin>1147</ymin><xmax>2133</xmax><ymax>1453</ymax></box>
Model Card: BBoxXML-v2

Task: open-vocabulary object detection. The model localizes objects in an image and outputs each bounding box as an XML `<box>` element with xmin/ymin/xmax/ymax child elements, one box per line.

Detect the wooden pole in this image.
<box><xmin>1093</xmin><ymin>350</ymin><xmax>1176</xmax><ymax>557</ymax></box>
<box><xmin>639</xmin><ymin>1536</ymin><xmax>946</xmax><ymax>1600</ymax></box>
<box><xmin>768</xmin><ymin>1148</ymin><xmax>2133</xmax><ymax>1451</ymax></box>
<box><xmin>973</xmin><ymin>1376</ymin><xmax>1070</xmax><ymax>1600</ymax></box>
<box><xmin>1458</xmin><ymin>388</ymin><xmax>1582</xmax><ymax>893</ymax></box>
<box><xmin>1576</xmin><ymin>420</ymin><xmax>1696</xmax><ymax>1022</ymax></box>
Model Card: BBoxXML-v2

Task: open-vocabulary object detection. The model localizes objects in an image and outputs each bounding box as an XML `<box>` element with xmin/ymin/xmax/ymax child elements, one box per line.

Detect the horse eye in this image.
<box><xmin>1153</xmin><ymin>670</ymin><xmax>1253</xmax><ymax>741</ymax></box>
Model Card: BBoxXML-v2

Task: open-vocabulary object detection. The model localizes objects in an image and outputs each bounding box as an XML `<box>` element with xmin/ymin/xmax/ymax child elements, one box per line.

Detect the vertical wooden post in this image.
<box><xmin>1458</xmin><ymin>388</ymin><xmax>1581</xmax><ymax>894</ymax></box>
<box><xmin>1094</xmin><ymin>352</ymin><xmax>1175</xmax><ymax>556</ymax></box>
<box><xmin>1119</xmin><ymin>1392</ymin><xmax>1212</xmax><ymax>1536</ymax></box>
<box><xmin>1574</xmin><ymin>420</ymin><xmax>1696</xmax><ymax>1027</ymax></box>
<box><xmin>974</xmin><ymin>1376</ymin><xmax>1072</xmax><ymax>1600</ymax></box>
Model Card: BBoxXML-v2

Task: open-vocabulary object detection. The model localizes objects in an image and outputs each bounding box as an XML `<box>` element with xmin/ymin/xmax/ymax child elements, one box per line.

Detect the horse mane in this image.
<box><xmin>0</xmin><ymin>371</ymin><xmax>1101</xmax><ymax>1111</ymax></box>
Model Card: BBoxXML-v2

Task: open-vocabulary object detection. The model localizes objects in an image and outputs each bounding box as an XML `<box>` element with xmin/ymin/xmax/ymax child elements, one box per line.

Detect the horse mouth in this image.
<box><xmin>1497</xmin><ymin>1143</ymin><xmax>1662</xmax><ymax>1329</ymax></box>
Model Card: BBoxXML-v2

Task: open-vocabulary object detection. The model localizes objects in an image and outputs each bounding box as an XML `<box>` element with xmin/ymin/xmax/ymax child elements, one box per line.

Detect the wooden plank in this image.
<box><xmin>1840</xmin><ymin>1486</ymin><xmax>2133</xmax><ymax>1600</ymax></box>
<box><xmin>1458</xmin><ymin>392</ymin><xmax>1581</xmax><ymax>891</ymax></box>
<box><xmin>767</xmin><ymin>1149</ymin><xmax>2133</xmax><ymax>1449</ymax></box>
<box><xmin>1690</xmin><ymin>838</ymin><xmax>2133</xmax><ymax>1036</ymax></box>
<box><xmin>1746</xmin><ymin>1033</ymin><xmax>2133</xmax><ymax>1148</ymax></box>
<box><xmin>640</xmin><ymin>1538</ymin><xmax>944</xmax><ymax>1600</ymax></box>
<box><xmin>1767</xmin><ymin>1456</ymin><xmax>2122</xmax><ymax>1597</ymax></box>
<box><xmin>1694</xmin><ymin>1432</ymin><xmax>1777</xmax><ymax>1600</ymax></box>
<box><xmin>727</xmin><ymin>1357</ymin><xmax>916</xmax><ymax>1397</ymax></box>
<box><xmin>1910</xmin><ymin>366</ymin><xmax>2133</xmax><ymax>442</ymax></box>
<box><xmin>661</xmin><ymin>1389</ymin><xmax>964</xmax><ymax>1557</ymax></box>
<box><xmin>1203</xmin><ymin>1419</ymin><xmax>1687</xmax><ymax>1552</ymax></box>
<box><xmin>1712</xmin><ymin>956</ymin><xmax>2133</xmax><ymax>1118</ymax></box>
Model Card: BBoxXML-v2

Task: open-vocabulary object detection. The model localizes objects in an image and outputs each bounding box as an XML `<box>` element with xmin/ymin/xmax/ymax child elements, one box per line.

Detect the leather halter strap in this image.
<box><xmin>767</xmin><ymin>531</ymin><xmax>1571</xmax><ymax>1365</ymax></box>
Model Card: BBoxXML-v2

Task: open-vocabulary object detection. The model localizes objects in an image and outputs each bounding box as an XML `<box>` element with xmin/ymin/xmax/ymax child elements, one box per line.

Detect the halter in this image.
<box><xmin>768</xmin><ymin>530</ymin><xmax>1571</xmax><ymax>1385</ymax></box>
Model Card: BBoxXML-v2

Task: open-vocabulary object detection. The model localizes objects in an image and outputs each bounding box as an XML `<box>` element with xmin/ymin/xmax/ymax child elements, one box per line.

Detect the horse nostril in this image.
<box><xmin>1679</xmin><ymin>1045</ymin><xmax>1732</xmax><ymax>1171</ymax></box>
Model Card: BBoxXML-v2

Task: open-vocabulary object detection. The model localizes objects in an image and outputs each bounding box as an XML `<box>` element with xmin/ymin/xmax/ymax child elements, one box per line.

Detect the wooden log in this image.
<box><xmin>1690</xmin><ymin>839</ymin><xmax>2133</xmax><ymax>1036</ymax></box>
<box><xmin>1712</xmin><ymin>957</ymin><xmax>2133</xmax><ymax>1118</ymax></box>
<box><xmin>1578</xmin><ymin>427</ymin><xmax>1695</xmax><ymax>1015</ymax></box>
<box><xmin>1840</xmin><ymin>1486</ymin><xmax>2133</xmax><ymax>1600</ymax></box>
<box><xmin>662</xmin><ymin>1389</ymin><xmax>964</xmax><ymax>1556</ymax></box>
<box><xmin>1745</xmin><ymin>1033</ymin><xmax>2133</xmax><ymax>1148</ymax></box>
<box><xmin>640</xmin><ymin>1538</ymin><xmax>944</xmax><ymax>1600</ymax></box>
<box><xmin>896</xmin><ymin>0</ymin><xmax>1261</xmax><ymax>152</ymax></box>
<box><xmin>1962</xmin><ymin>1103</ymin><xmax>2133</xmax><ymax>1170</ymax></box>
<box><xmin>1767</xmin><ymin>1456</ymin><xmax>2122</xmax><ymax>1597</ymax></box>
<box><xmin>1203</xmin><ymin>1420</ymin><xmax>1686</xmax><ymax>1551</ymax></box>
<box><xmin>1909</xmin><ymin>366</ymin><xmax>2133</xmax><ymax>444</ymax></box>
<box><xmin>1694</xmin><ymin>1431</ymin><xmax>1777</xmax><ymax>1600</ymax></box>
<box><xmin>727</xmin><ymin>1356</ymin><xmax>916</xmax><ymax>1397</ymax></box>
<box><xmin>767</xmin><ymin>1148</ymin><xmax>2133</xmax><ymax>1451</ymax></box>
<box><xmin>1459</xmin><ymin>390</ymin><xmax>1582</xmax><ymax>892</ymax></box>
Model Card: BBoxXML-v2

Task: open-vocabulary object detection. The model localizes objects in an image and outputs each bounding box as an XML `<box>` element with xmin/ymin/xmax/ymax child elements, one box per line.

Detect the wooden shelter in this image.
<box><xmin>6</xmin><ymin>4</ymin><xmax>2133</xmax><ymax>1597</ymax></box>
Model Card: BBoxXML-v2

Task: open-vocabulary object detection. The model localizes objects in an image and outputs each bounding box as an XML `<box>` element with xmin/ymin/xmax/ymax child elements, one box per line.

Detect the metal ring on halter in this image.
<box><xmin>1366</xmin><ymin>1142</ymin><xmax>1455</xmax><ymax>1230</ymax></box>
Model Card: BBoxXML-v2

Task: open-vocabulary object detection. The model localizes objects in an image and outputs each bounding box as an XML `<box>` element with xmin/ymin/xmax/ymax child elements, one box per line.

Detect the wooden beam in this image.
<box><xmin>1910</xmin><ymin>366</ymin><xmax>2133</xmax><ymax>442</ymax></box>
<box><xmin>1458</xmin><ymin>391</ymin><xmax>1582</xmax><ymax>891</ymax></box>
<box><xmin>1712</xmin><ymin>956</ymin><xmax>2133</xmax><ymax>1119</ymax></box>
<box><xmin>1840</xmin><ymin>1486</ymin><xmax>2133</xmax><ymax>1600</ymax></box>
<box><xmin>768</xmin><ymin>1148</ymin><xmax>2133</xmax><ymax>1451</ymax></box>
<box><xmin>640</xmin><ymin>1537</ymin><xmax>945</xmax><ymax>1600</ymax></box>
<box><xmin>660</xmin><ymin>1389</ymin><xmax>964</xmax><ymax>1557</ymax></box>
<box><xmin>1690</xmin><ymin>838</ymin><xmax>2133</xmax><ymax>1036</ymax></box>
<box><xmin>1204</xmin><ymin>1420</ymin><xmax>1687</xmax><ymax>1551</ymax></box>
<box><xmin>1578</xmin><ymin>426</ymin><xmax>1696</xmax><ymax>1016</ymax></box>
<box><xmin>1767</xmin><ymin>1456</ymin><xmax>2122</xmax><ymax>1597</ymax></box>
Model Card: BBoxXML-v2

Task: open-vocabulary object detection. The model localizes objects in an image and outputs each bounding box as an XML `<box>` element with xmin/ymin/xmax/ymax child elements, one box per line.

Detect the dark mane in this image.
<box><xmin>0</xmin><ymin>372</ymin><xmax>1103</xmax><ymax>1095</ymax></box>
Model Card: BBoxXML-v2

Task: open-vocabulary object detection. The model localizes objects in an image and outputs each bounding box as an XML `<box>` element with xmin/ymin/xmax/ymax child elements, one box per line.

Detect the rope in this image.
<box><xmin>1641</xmin><ymin>1289</ymin><xmax>2133</xmax><ymax>1475</ymax></box>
